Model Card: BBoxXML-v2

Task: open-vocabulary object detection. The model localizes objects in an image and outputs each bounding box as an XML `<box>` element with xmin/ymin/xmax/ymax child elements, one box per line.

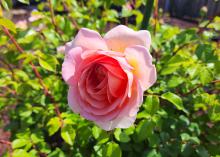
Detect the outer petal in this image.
<box><xmin>62</xmin><ymin>47</ymin><xmax>83</xmax><ymax>85</ymax></box>
<box><xmin>73</xmin><ymin>28</ymin><xmax>108</xmax><ymax>50</ymax></box>
<box><xmin>104</xmin><ymin>25</ymin><xmax>151</xmax><ymax>52</ymax></box>
<box><xmin>124</xmin><ymin>45</ymin><xmax>156</xmax><ymax>90</ymax></box>
<box><xmin>68</xmin><ymin>86</ymin><xmax>81</xmax><ymax>113</ymax></box>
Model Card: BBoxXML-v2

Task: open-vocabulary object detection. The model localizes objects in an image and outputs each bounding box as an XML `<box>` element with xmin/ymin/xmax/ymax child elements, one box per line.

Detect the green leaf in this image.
<box><xmin>1</xmin><ymin>0</ymin><xmax>10</xmax><ymax>10</ymax></box>
<box><xmin>102</xmin><ymin>142</ymin><xmax>122</xmax><ymax>157</ymax></box>
<box><xmin>114</xmin><ymin>128</ymin><xmax>130</xmax><ymax>143</ymax></box>
<box><xmin>144</xmin><ymin>95</ymin><xmax>160</xmax><ymax>115</ymax></box>
<box><xmin>147</xmin><ymin>149</ymin><xmax>161</xmax><ymax>157</ymax></box>
<box><xmin>175</xmin><ymin>29</ymin><xmax>197</xmax><ymax>44</ymax></box>
<box><xmin>17</xmin><ymin>29</ymin><xmax>37</xmax><ymax>44</ymax></box>
<box><xmin>161</xmin><ymin>66</ymin><xmax>179</xmax><ymax>75</ymax></box>
<box><xmin>48</xmin><ymin>148</ymin><xmax>65</xmax><ymax>157</ymax></box>
<box><xmin>187</xmin><ymin>64</ymin><xmax>201</xmax><ymax>79</ymax></box>
<box><xmin>195</xmin><ymin>44</ymin><xmax>217</xmax><ymax>63</ymax></box>
<box><xmin>180</xmin><ymin>133</ymin><xmax>191</xmax><ymax>141</ymax></box>
<box><xmin>42</xmin><ymin>30</ymin><xmax>59</xmax><ymax>46</ymax></box>
<box><xmin>112</xmin><ymin>0</ymin><xmax>126</xmax><ymax>6</ymax></box>
<box><xmin>181</xmin><ymin>133</ymin><xmax>200</xmax><ymax>144</ymax></box>
<box><xmin>92</xmin><ymin>126</ymin><xmax>102</xmax><ymax>139</ymax></box>
<box><xmin>167</xmin><ymin>54</ymin><xmax>188</xmax><ymax>66</ymax></box>
<box><xmin>135</xmin><ymin>120</ymin><xmax>154</xmax><ymax>142</ymax></box>
<box><xmin>12</xmin><ymin>139</ymin><xmax>29</xmax><ymax>149</ymax></box>
<box><xmin>148</xmin><ymin>134</ymin><xmax>160</xmax><ymax>147</ymax></box>
<box><xmin>121</xmin><ymin>6</ymin><xmax>132</xmax><ymax>17</ymax></box>
<box><xmin>97</xmin><ymin>131</ymin><xmax>109</xmax><ymax>145</ymax></box>
<box><xmin>196</xmin><ymin>146</ymin><xmax>209</xmax><ymax>157</ymax></box>
<box><xmin>209</xmin><ymin>104</ymin><xmax>220</xmax><ymax>122</ymax></box>
<box><xmin>13</xmin><ymin>149</ymin><xmax>30</xmax><ymax>157</ymax></box>
<box><xmin>17</xmin><ymin>0</ymin><xmax>30</xmax><ymax>4</ymax></box>
<box><xmin>168</xmin><ymin>76</ymin><xmax>184</xmax><ymax>88</ymax></box>
<box><xmin>61</xmin><ymin>124</ymin><xmax>76</xmax><ymax>145</ymax></box>
<box><xmin>214</xmin><ymin>61</ymin><xmax>220</xmax><ymax>74</ymax></box>
<box><xmin>199</xmin><ymin>67</ymin><xmax>213</xmax><ymax>85</ymax></box>
<box><xmin>38</xmin><ymin>54</ymin><xmax>58</xmax><ymax>72</ymax></box>
<box><xmin>30</xmin><ymin>133</ymin><xmax>44</xmax><ymax>144</ymax></box>
<box><xmin>0</xmin><ymin>17</ymin><xmax>16</xmax><ymax>33</ymax></box>
<box><xmin>161</xmin><ymin>92</ymin><xmax>186</xmax><ymax>112</ymax></box>
<box><xmin>47</xmin><ymin>117</ymin><xmax>61</xmax><ymax>136</ymax></box>
<box><xmin>124</xmin><ymin>125</ymin><xmax>135</xmax><ymax>135</ymax></box>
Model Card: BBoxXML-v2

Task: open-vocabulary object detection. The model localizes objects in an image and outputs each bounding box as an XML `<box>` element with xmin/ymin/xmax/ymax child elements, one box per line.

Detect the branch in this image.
<box><xmin>198</xmin><ymin>17</ymin><xmax>214</xmax><ymax>34</ymax></box>
<box><xmin>1</xmin><ymin>26</ymin><xmax>63</xmax><ymax>126</ymax></box>
<box><xmin>2</xmin><ymin>27</ymin><xmax>23</xmax><ymax>53</ymax></box>
<box><xmin>0</xmin><ymin>56</ymin><xmax>15</xmax><ymax>79</ymax></box>
<box><xmin>153</xmin><ymin>0</ymin><xmax>158</xmax><ymax>35</ymax></box>
<box><xmin>61</xmin><ymin>2</ymin><xmax>80</xmax><ymax>30</ymax></box>
<box><xmin>0</xmin><ymin>139</ymin><xmax>12</xmax><ymax>157</ymax></box>
<box><xmin>0</xmin><ymin>139</ymin><xmax>11</xmax><ymax>145</ymax></box>
<box><xmin>182</xmin><ymin>80</ymin><xmax>220</xmax><ymax>96</ymax></box>
<box><xmin>173</xmin><ymin>43</ymin><xmax>189</xmax><ymax>54</ymax></box>
<box><xmin>48</xmin><ymin>0</ymin><xmax>63</xmax><ymax>36</ymax></box>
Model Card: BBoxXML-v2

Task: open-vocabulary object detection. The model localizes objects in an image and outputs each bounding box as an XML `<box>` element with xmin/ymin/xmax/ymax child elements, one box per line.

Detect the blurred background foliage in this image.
<box><xmin>0</xmin><ymin>0</ymin><xmax>220</xmax><ymax>157</ymax></box>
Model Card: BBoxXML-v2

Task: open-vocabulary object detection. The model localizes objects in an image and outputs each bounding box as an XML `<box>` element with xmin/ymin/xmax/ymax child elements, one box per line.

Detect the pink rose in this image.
<box><xmin>62</xmin><ymin>25</ymin><xmax>156</xmax><ymax>130</ymax></box>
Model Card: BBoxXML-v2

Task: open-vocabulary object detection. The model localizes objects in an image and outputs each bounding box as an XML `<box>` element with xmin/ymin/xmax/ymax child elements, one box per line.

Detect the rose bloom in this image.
<box><xmin>62</xmin><ymin>25</ymin><xmax>156</xmax><ymax>130</ymax></box>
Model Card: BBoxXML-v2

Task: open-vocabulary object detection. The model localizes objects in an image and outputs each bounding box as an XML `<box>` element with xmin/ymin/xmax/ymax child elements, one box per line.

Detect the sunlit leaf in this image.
<box><xmin>61</xmin><ymin>124</ymin><xmax>76</xmax><ymax>145</ymax></box>
<box><xmin>102</xmin><ymin>142</ymin><xmax>122</xmax><ymax>157</ymax></box>
<box><xmin>161</xmin><ymin>92</ymin><xmax>186</xmax><ymax>113</ymax></box>
<box><xmin>0</xmin><ymin>17</ymin><xmax>16</xmax><ymax>33</ymax></box>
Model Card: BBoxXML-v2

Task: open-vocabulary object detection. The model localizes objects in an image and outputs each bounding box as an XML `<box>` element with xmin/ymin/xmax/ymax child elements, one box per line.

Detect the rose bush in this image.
<box><xmin>1</xmin><ymin>0</ymin><xmax>220</xmax><ymax>156</ymax></box>
<box><xmin>62</xmin><ymin>25</ymin><xmax>156</xmax><ymax>130</ymax></box>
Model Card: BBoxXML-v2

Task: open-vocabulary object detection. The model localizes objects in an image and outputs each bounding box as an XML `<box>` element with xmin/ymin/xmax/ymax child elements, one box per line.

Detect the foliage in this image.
<box><xmin>0</xmin><ymin>0</ymin><xmax>220</xmax><ymax>157</ymax></box>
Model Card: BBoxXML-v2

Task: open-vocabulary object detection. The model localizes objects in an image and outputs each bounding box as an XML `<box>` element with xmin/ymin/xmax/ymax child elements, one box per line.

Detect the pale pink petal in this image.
<box><xmin>104</xmin><ymin>25</ymin><xmax>151</xmax><ymax>52</ymax></box>
<box><xmin>62</xmin><ymin>47</ymin><xmax>83</xmax><ymax>85</ymax></box>
<box><xmin>57</xmin><ymin>46</ymin><xmax>65</xmax><ymax>54</ymax></box>
<box><xmin>73</xmin><ymin>28</ymin><xmax>108</xmax><ymax>50</ymax></box>
<box><xmin>78</xmin><ymin>55</ymin><xmax>107</xmax><ymax>72</ymax></box>
<box><xmin>64</xmin><ymin>41</ymin><xmax>74</xmax><ymax>53</ymax></box>
<box><xmin>81</xmin><ymin>106</ymin><xmax>121</xmax><ymax>122</ymax></box>
<box><xmin>81</xmin><ymin>49</ymin><xmax>97</xmax><ymax>59</ymax></box>
<box><xmin>124</xmin><ymin>45</ymin><xmax>157</xmax><ymax>90</ymax></box>
<box><xmin>68</xmin><ymin>86</ymin><xmax>81</xmax><ymax>113</ymax></box>
<box><xmin>123</xmin><ymin>69</ymin><xmax>133</xmax><ymax>98</ymax></box>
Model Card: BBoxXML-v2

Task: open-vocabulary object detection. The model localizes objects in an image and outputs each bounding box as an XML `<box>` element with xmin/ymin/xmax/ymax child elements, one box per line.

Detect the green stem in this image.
<box><xmin>141</xmin><ymin>0</ymin><xmax>154</xmax><ymax>29</ymax></box>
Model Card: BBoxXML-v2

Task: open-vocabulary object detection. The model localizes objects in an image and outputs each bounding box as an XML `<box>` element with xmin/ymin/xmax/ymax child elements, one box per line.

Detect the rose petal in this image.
<box><xmin>125</xmin><ymin>45</ymin><xmax>157</xmax><ymax>90</ymax></box>
<box><xmin>62</xmin><ymin>47</ymin><xmax>83</xmax><ymax>85</ymax></box>
<box><xmin>68</xmin><ymin>86</ymin><xmax>81</xmax><ymax>113</ymax></box>
<box><xmin>96</xmin><ymin>80</ymin><xmax>143</xmax><ymax>130</ymax></box>
<box><xmin>78</xmin><ymin>68</ymin><xmax>126</xmax><ymax>116</ymax></box>
<box><xmin>96</xmin><ymin>50</ymin><xmax>134</xmax><ymax>98</ymax></box>
<box><xmin>104</xmin><ymin>25</ymin><xmax>151</xmax><ymax>52</ymax></box>
<box><xmin>78</xmin><ymin>68</ymin><xmax>108</xmax><ymax>109</ymax></box>
<box><xmin>81</xmin><ymin>106</ymin><xmax>121</xmax><ymax>122</ymax></box>
<box><xmin>108</xmin><ymin>72</ymin><xmax>126</xmax><ymax>97</ymax></box>
<box><xmin>73</xmin><ymin>28</ymin><xmax>108</xmax><ymax>50</ymax></box>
